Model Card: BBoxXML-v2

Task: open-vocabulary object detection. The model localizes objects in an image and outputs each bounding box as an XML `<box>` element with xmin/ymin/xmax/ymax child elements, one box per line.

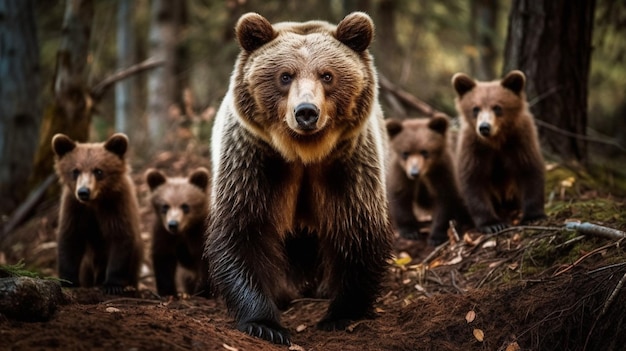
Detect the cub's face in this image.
<box><xmin>452</xmin><ymin>70</ymin><xmax>526</xmax><ymax>141</ymax></box>
<box><xmin>146</xmin><ymin>168</ymin><xmax>210</xmax><ymax>235</ymax></box>
<box><xmin>233</xmin><ymin>12</ymin><xmax>376</xmax><ymax>164</ymax></box>
<box><xmin>52</xmin><ymin>133</ymin><xmax>128</xmax><ymax>203</ymax></box>
<box><xmin>386</xmin><ymin>116</ymin><xmax>448</xmax><ymax>180</ymax></box>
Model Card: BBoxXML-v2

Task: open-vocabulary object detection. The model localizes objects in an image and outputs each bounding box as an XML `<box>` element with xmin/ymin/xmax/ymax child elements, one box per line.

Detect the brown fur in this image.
<box><xmin>452</xmin><ymin>70</ymin><xmax>546</xmax><ymax>233</ymax></box>
<box><xmin>145</xmin><ymin>167</ymin><xmax>212</xmax><ymax>298</ymax></box>
<box><xmin>206</xmin><ymin>12</ymin><xmax>393</xmax><ymax>345</ymax></box>
<box><xmin>52</xmin><ymin>133</ymin><xmax>143</xmax><ymax>294</ymax></box>
<box><xmin>385</xmin><ymin>114</ymin><xmax>472</xmax><ymax>245</ymax></box>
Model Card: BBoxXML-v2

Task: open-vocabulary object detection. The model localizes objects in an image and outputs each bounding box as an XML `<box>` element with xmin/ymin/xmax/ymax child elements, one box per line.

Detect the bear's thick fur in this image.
<box><xmin>145</xmin><ymin>167</ymin><xmax>211</xmax><ymax>298</ymax></box>
<box><xmin>452</xmin><ymin>70</ymin><xmax>546</xmax><ymax>233</ymax></box>
<box><xmin>205</xmin><ymin>12</ymin><xmax>393</xmax><ymax>345</ymax></box>
<box><xmin>52</xmin><ymin>133</ymin><xmax>143</xmax><ymax>294</ymax></box>
<box><xmin>385</xmin><ymin>114</ymin><xmax>472</xmax><ymax>245</ymax></box>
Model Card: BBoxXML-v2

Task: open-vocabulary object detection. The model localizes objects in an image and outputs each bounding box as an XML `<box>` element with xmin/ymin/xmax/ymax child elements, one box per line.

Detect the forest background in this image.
<box><xmin>1</xmin><ymin>0</ymin><xmax>625</xmax><ymax>224</ymax></box>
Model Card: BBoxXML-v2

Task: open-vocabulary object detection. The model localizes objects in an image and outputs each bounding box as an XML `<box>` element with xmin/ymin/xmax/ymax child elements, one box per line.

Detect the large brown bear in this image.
<box><xmin>145</xmin><ymin>167</ymin><xmax>212</xmax><ymax>298</ymax></box>
<box><xmin>52</xmin><ymin>133</ymin><xmax>144</xmax><ymax>294</ymax></box>
<box><xmin>452</xmin><ymin>70</ymin><xmax>546</xmax><ymax>233</ymax></box>
<box><xmin>205</xmin><ymin>12</ymin><xmax>393</xmax><ymax>345</ymax></box>
<box><xmin>385</xmin><ymin>114</ymin><xmax>472</xmax><ymax>245</ymax></box>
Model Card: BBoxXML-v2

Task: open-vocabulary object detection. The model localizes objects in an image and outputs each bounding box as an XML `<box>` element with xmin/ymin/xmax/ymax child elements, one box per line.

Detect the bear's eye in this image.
<box><xmin>472</xmin><ymin>107</ymin><xmax>480</xmax><ymax>117</ymax></box>
<box><xmin>493</xmin><ymin>105</ymin><xmax>503</xmax><ymax>116</ymax></box>
<box><xmin>181</xmin><ymin>204</ymin><xmax>190</xmax><ymax>214</ymax></box>
<box><xmin>401</xmin><ymin>152</ymin><xmax>409</xmax><ymax>160</ymax></box>
<box><xmin>161</xmin><ymin>204</ymin><xmax>170</xmax><ymax>214</ymax></box>
<box><xmin>420</xmin><ymin>150</ymin><xmax>429</xmax><ymax>158</ymax></box>
<box><xmin>93</xmin><ymin>168</ymin><xmax>104</xmax><ymax>180</ymax></box>
<box><xmin>72</xmin><ymin>169</ymin><xmax>80</xmax><ymax>180</ymax></box>
<box><xmin>280</xmin><ymin>73</ymin><xmax>293</xmax><ymax>85</ymax></box>
<box><xmin>321</xmin><ymin>72</ymin><xmax>333</xmax><ymax>83</ymax></box>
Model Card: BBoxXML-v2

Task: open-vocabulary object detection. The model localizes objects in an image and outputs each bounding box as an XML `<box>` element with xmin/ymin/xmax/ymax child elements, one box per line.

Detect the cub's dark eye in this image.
<box><xmin>181</xmin><ymin>204</ymin><xmax>190</xmax><ymax>214</ymax></box>
<box><xmin>493</xmin><ymin>105</ymin><xmax>503</xmax><ymax>116</ymax></box>
<box><xmin>472</xmin><ymin>107</ymin><xmax>480</xmax><ymax>118</ymax></box>
<box><xmin>280</xmin><ymin>73</ymin><xmax>293</xmax><ymax>84</ymax></box>
<box><xmin>72</xmin><ymin>169</ymin><xmax>80</xmax><ymax>180</ymax></box>
<box><xmin>321</xmin><ymin>72</ymin><xmax>333</xmax><ymax>83</ymax></box>
<box><xmin>401</xmin><ymin>152</ymin><xmax>409</xmax><ymax>160</ymax></box>
<box><xmin>93</xmin><ymin>168</ymin><xmax>104</xmax><ymax>180</ymax></box>
<box><xmin>161</xmin><ymin>204</ymin><xmax>170</xmax><ymax>214</ymax></box>
<box><xmin>420</xmin><ymin>150</ymin><xmax>429</xmax><ymax>158</ymax></box>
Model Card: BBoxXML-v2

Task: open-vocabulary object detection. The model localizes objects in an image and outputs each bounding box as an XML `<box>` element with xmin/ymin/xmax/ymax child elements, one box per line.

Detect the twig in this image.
<box><xmin>600</xmin><ymin>270</ymin><xmax>626</xmax><ymax>317</ymax></box>
<box><xmin>378</xmin><ymin>74</ymin><xmax>443</xmax><ymax>117</ymax></box>
<box><xmin>91</xmin><ymin>57</ymin><xmax>165</xmax><ymax>99</ymax></box>
<box><xmin>534</xmin><ymin>119</ymin><xmax>626</xmax><ymax>152</ymax></box>
<box><xmin>553</xmin><ymin>241</ymin><xmax>617</xmax><ymax>277</ymax></box>
<box><xmin>494</xmin><ymin>225</ymin><xmax>562</xmax><ymax>235</ymax></box>
<box><xmin>565</xmin><ymin>221</ymin><xmax>626</xmax><ymax>240</ymax></box>
<box><xmin>421</xmin><ymin>240</ymin><xmax>449</xmax><ymax>265</ymax></box>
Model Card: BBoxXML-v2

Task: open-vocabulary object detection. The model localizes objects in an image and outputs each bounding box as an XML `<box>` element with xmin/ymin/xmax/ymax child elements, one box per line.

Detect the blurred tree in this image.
<box><xmin>470</xmin><ymin>0</ymin><xmax>499</xmax><ymax>80</ymax></box>
<box><xmin>503</xmin><ymin>0</ymin><xmax>595</xmax><ymax>167</ymax></box>
<box><xmin>115</xmin><ymin>0</ymin><xmax>135</xmax><ymax>135</ymax></box>
<box><xmin>0</xmin><ymin>0</ymin><xmax>42</xmax><ymax>216</ymax></box>
<box><xmin>146</xmin><ymin>0</ymin><xmax>187</xmax><ymax>150</ymax></box>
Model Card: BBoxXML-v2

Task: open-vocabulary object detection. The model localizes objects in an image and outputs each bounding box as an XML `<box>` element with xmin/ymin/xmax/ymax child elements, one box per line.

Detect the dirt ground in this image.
<box><xmin>1</xmin><ymin>138</ymin><xmax>626</xmax><ymax>351</ymax></box>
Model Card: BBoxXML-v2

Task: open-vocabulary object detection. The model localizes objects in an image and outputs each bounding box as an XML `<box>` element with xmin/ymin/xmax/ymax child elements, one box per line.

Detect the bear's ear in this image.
<box><xmin>385</xmin><ymin>119</ymin><xmax>404</xmax><ymax>139</ymax></box>
<box><xmin>145</xmin><ymin>169</ymin><xmax>167</xmax><ymax>191</ymax></box>
<box><xmin>501</xmin><ymin>70</ymin><xmax>526</xmax><ymax>95</ymax></box>
<box><xmin>452</xmin><ymin>73</ymin><xmax>476</xmax><ymax>97</ymax></box>
<box><xmin>428</xmin><ymin>114</ymin><xmax>449</xmax><ymax>135</ymax></box>
<box><xmin>335</xmin><ymin>12</ymin><xmax>374</xmax><ymax>53</ymax></box>
<box><xmin>236</xmin><ymin>13</ymin><xmax>277</xmax><ymax>52</ymax></box>
<box><xmin>51</xmin><ymin>134</ymin><xmax>76</xmax><ymax>158</ymax></box>
<box><xmin>189</xmin><ymin>167</ymin><xmax>210</xmax><ymax>192</ymax></box>
<box><xmin>104</xmin><ymin>133</ymin><xmax>128</xmax><ymax>158</ymax></box>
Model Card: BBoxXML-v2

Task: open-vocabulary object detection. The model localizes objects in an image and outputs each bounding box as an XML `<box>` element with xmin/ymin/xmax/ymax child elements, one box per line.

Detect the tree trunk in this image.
<box><xmin>31</xmin><ymin>0</ymin><xmax>94</xmax><ymax>187</ymax></box>
<box><xmin>503</xmin><ymin>0</ymin><xmax>595</xmax><ymax>166</ymax></box>
<box><xmin>0</xmin><ymin>0</ymin><xmax>42</xmax><ymax>216</ymax></box>
<box><xmin>470</xmin><ymin>0</ymin><xmax>499</xmax><ymax>80</ymax></box>
<box><xmin>115</xmin><ymin>0</ymin><xmax>135</xmax><ymax>135</ymax></box>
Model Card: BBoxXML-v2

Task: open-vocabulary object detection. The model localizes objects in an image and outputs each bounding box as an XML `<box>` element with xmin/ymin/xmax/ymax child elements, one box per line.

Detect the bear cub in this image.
<box><xmin>205</xmin><ymin>12</ymin><xmax>393</xmax><ymax>345</ymax></box>
<box><xmin>386</xmin><ymin>114</ymin><xmax>472</xmax><ymax>245</ymax></box>
<box><xmin>145</xmin><ymin>167</ymin><xmax>212</xmax><ymax>298</ymax></box>
<box><xmin>452</xmin><ymin>70</ymin><xmax>546</xmax><ymax>233</ymax></box>
<box><xmin>52</xmin><ymin>133</ymin><xmax>144</xmax><ymax>294</ymax></box>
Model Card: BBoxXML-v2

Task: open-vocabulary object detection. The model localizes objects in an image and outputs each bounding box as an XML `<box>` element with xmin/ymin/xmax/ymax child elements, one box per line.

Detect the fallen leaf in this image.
<box><xmin>289</xmin><ymin>344</ymin><xmax>306</xmax><ymax>351</ymax></box>
<box><xmin>473</xmin><ymin>328</ymin><xmax>484</xmax><ymax>342</ymax></box>
<box><xmin>482</xmin><ymin>240</ymin><xmax>497</xmax><ymax>249</ymax></box>
<box><xmin>505</xmin><ymin>341</ymin><xmax>521</xmax><ymax>351</ymax></box>
<box><xmin>465</xmin><ymin>310</ymin><xmax>476</xmax><ymax>323</ymax></box>
<box><xmin>394</xmin><ymin>256</ymin><xmax>412</xmax><ymax>266</ymax></box>
<box><xmin>222</xmin><ymin>344</ymin><xmax>238</xmax><ymax>351</ymax></box>
<box><xmin>105</xmin><ymin>307</ymin><xmax>120</xmax><ymax>313</ymax></box>
<box><xmin>296</xmin><ymin>324</ymin><xmax>307</xmax><ymax>332</ymax></box>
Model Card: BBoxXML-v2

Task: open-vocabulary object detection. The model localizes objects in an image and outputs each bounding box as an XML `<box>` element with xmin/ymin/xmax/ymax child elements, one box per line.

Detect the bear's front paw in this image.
<box><xmin>316</xmin><ymin>317</ymin><xmax>353</xmax><ymax>331</ymax></box>
<box><xmin>478</xmin><ymin>222</ymin><xmax>509</xmax><ymax>234</ymax></box>
<box><xmin>238</xmin><ymin>321</ymin><xmax>291</xmax><ymax>345</ymax></box>
<box><xmin>101</xmin><ymin>284</ymin><xmax>125</xmax><ymax>295</ymax></box>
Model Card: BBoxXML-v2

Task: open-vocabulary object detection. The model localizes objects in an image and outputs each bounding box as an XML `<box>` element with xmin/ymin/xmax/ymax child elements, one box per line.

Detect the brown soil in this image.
<box><xmin>1</xmin><ymin>140</ymin><xmax>626</xmax><ymax>351</ymax></box>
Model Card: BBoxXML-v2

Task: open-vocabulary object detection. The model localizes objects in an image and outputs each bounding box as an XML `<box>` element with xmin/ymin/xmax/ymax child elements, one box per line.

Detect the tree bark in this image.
<box><xmin>503</xmin><ymin>0</ymin><xmax>595</xmax><ymax>166</ymax></box>
<box><xmin>0</xmin><ymin>0</ymin><xmax>42</xmax><ymax>216</ymax></box>
<box><xmin>470</xmin><ymin>0</ymin><xmax>499</xmax><ymax>80</ymax></box>
<box><xmin>30</xmin><ymin>0</ymin><xmax>94</xmax><ymax>188</ymax></box>
<box><xmin>115</xmin><ymin>0</ymin><xmax>135</xmax><ymax>135</ymax></box>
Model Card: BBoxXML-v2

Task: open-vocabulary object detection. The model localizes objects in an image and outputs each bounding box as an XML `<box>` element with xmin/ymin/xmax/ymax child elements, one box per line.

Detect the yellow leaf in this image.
<box><xmin>505</xmin><ymin>342</ymin><xmax>521</xmax><ymax>351</ymax></box>
<box><xmin>473</xmin><ymin>328</ymin><xmax>484</xmax><ymax>342</ymax></box>
<box><xmin>394</xmin><ymin>256</ymin><xmax>412</xmax><ymax>266</ymax></box>
<box><xmin>465</xmin><ymin>310</ymin><xmax>476</xmax><ymax>323</ymax></box>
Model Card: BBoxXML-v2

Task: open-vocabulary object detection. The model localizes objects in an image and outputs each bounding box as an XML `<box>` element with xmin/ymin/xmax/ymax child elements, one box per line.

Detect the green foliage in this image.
<box><xmin>0</xmin><ymin>261</ymin><xmax>64</xmax><ymax>282</ymax></box>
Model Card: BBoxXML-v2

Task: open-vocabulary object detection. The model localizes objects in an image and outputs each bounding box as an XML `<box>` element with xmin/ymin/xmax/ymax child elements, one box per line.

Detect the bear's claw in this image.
<box><xmin>239</xmin><ymin>321</ymin><xmax>291</xmax><ymax>345</ymax></box>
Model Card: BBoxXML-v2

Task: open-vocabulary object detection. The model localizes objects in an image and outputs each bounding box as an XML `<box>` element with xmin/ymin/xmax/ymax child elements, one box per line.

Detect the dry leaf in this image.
<box><xmin>473</xmin><ymin>328</ymin><xmax>484</xmax><ymax>342</ymax></box>
<box><xmin>105</xmin><ymin>307</ymin><xmax>120</xmax><ymax>313</ymax></box>
<box><xmin>508</xmin><ymin>262</ymin><xmax>519</xmax><ymax>270</ymax></box>
<box><xmin>482</xmin><ymin>239</ymin><xmax>497</xmax><ymax>249</ymax></box>
<box><xmin>289</xmin><ymin>344</ymin><xmax>306</xmax><ymax>351</ymax></box>
<box><xmin>394</xmin><ymin>256</ymin><xmax>412</xmax><ymax>266</ymax></box>
<box><xmin>222</xmin><ymin>344</ymin><xmax>238</xmax><ymax>351</ymax></box>
<box><xmin>505</xmin><ymin>341</ymin><xmax>521</xmax><ymax>351</ymax></box>
<box><xmin>296</xmin><ymin>324</ymin><xmax>307</xmax><ymax>332</ymax></box>
<box><xmin>465</xmin><ymin>310</ymin><xmax>476</xmax><ymax>323</ymax></box>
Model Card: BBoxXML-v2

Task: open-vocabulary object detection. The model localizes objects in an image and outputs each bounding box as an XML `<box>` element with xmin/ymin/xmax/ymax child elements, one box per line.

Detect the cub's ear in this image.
<box><xmin>452</xmin><ymin>73</ymin><xmax>476</xmax><ymax>97</ymax></box>
<box><xmin>501</xmin><ymin>70</ymin><xmax>526</xmax><ymax>95</ymax></box>
<box><xmin>336</xmin><ymin>12</ymin><xmax>374</xmax><ymax>52</ymax></box>
<box><xmin>428</xmin><ymin>114</ymin><xmax>449</xmax><ymax>135</ymax></box>
<box><xmin>145</xmin><ymin>169</ymin><xmax>167</xmax><ymax>191</ymax></box>
<box><xmin>236</xmin><ymin>12</ymin><xmax>277</xmax><ymax>52</ymax></box>
<box><xmin>104</xmin><ymin>133</ymin><xmax>128</xmax><ymax>158</ymax></box>
<box><xmin>51</xmin><ymin>134</ymin><xmax>76</xmax><ymax>158</ymax></box>
<box><xmin>385</xmin><ymin>119</ymin><xmax>404</xmax><ymax>139</ymax></box>
<box><xmin>189</xmin><ymin>167</ymin><xmax>210</xmax><ymax>192</ymax></box>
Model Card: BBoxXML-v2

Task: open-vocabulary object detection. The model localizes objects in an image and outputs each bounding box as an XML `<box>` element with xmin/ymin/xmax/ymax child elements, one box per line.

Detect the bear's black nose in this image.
<box><xmin>294</xmin><ymin>103</ymin><xmax>320</xmax><ymax>130</ymax></box>
<box><xmin>168</xmin><ymin>220</ymin><xmax>179</xmax><ymax>233</ymax></box>
<box><xmin>478</xmin><ymin>123</ymin><xmax>491</xmax><ymax>136</ymax></box>
<box><xmin>77</xmin><ymin>187</ymin><xmax>90</xmax><ymax>201</ymax></box>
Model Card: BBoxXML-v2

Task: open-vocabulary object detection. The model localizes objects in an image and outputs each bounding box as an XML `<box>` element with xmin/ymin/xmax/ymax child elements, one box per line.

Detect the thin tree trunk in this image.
<box><xmin>0</xmin><ymin>0</ymin><xmax>42</xmax><ymax>216</ymax></box>
<box><xmin>503</xmin><ymin>0</ymin><xmax>595</xmax><ymax>166</ymax></box>
<box><xmin>115</xmin><ymin>0</ymin><xmax>135</xmax><ymax>135</ymax></box>
<box><xmin>470</xmin><ymin>0</ymin><xmax>499</xmax><ymax>80</ymax></box>
<box><xmin>31</xmin><ymin>0</ymin><xmax>94</xmax><ymax>187</ymax></box>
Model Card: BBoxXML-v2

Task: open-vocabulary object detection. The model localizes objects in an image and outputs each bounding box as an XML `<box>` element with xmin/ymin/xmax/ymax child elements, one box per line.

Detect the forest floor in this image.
<box><xmin>1</xmin><ymin>135</ymin><xmax>626</xmax><ymax>351</ymax></box>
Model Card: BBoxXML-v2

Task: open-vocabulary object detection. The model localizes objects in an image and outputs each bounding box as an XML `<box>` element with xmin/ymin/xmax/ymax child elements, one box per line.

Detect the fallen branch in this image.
<box><xmin>91</xmin><ymin>57</ymin><xmax>165</xmax><ymax>100</ymax></box>
<box><xmin>378</xmin><ymin>74</ymin><xmax>444</xmax><ymax>117</ymax></box>
<box><xmin>565</xmin><ymin>221</ymin><xmax>626</xmax><ymax>241</ymax></box>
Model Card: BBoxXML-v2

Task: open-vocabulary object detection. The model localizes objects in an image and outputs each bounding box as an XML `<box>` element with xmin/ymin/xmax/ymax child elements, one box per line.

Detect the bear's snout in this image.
<box><xmin>294</xmin><ymin>103</ymin><xmax>320</xmax><ymax>130</ymax></box>
<box><xmin>77</xmin><ymin>187</ymin><xmax>91</xmax><ymax>201</ymax></box>
<box><xmin>478</xmin><ymin>122</ymin><xmax>491</xmax><ymax>136</ymax></box>
<box><xmin>167</xmin><ymin>220</ymin><xmax>179</xmax><ymax>234</ymax></box>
